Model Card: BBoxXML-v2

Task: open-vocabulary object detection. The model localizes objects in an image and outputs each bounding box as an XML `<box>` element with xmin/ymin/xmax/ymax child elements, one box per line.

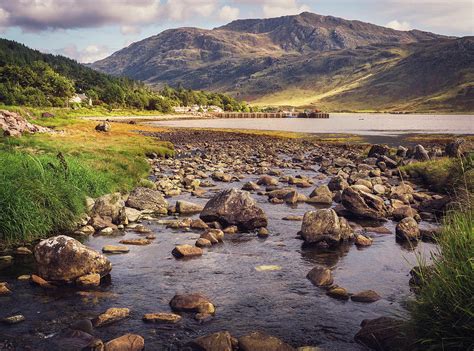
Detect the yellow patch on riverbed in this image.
<box><xmin>255</xmin><ymin>265</ymin><xmax>282</xmax><ymax>272</ymax></box>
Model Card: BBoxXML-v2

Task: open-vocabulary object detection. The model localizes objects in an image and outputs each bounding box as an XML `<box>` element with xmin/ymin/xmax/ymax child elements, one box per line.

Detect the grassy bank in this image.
<box><xmin>402</xmin><ymin>156</ymin><xmax>473</xmax><ymax>193</ymax></box>
<box><xmin>403</xmin><ymin>155</ymin><xmax>474</xmax><ymax>349</ymax></box>
<box><xmin>0</xmin><ymin>117</ymin><xmax>173</xmax><ymax>245</ymax></box>
<box><xmin>410</xmin><ymin>203</ymin><xmax>474</xmax><ymax>350</ymax></box>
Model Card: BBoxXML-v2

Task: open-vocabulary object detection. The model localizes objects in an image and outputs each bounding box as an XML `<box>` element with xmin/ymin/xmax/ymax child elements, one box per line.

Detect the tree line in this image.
<box><xmin>0</xmin><ymin>38</ymin><xmax>248</xmax><ymax>112</ymax></box>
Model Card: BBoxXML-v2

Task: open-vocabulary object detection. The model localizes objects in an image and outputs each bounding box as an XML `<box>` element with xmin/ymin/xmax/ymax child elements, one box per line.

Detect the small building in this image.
<box><xmin>69</xmin><ymin>93</ymin><xmax>92</xmax><ymax>106</ymax></box>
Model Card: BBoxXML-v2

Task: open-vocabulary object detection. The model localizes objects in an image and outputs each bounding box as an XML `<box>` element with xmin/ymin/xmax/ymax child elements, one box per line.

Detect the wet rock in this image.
<box><xmin>257</xmin><ymin>175</ymin><xmax>278</xmax><ymax>186</ymax></box>
<box><xmin>395</xmin><ymin>217</ymin><xmax>420</xmax><ymax>242</ymax></box>
<box><xmin>223</xmin><ymin>225</ymin><xmax>238</xmax><ymax>234</ymax></box>
<box><xmin>341</xmin><ymin>186</ymin><xmax>388</xmax><ymax>220</ymax></box>
<box><xmin>102</xmin><ymin>245</ymin><xmax>129</xmax><ymax>254</ymax></box>
<box><xmin>172</xmin><ymin>245</ymin><xmax>203</xmax><ymax>258</ymax></box>
<box><xmin>125</xmin><ymin>207</ymin><xmax>142</xmax><ymax>222</ymax></box>
<box><xmin>306</xmin><ymin>266</ymin><xmax>333</xmax><ymax>287</ymax></box>
<box><xmin>327</xmin><ymin>286</ymin><xmax>350</xmax><ymax>300</ymax></box>
<box><xmin>52</xmin><ymin>328</ymin><xmax>103</xmax><ymax>351</ymax></box>
<box><xmin>132</xmin><ymin>224</ymin><xmax>151</xmax><ymax>233</ymax></box>
<box><xmin>300</xmin><ymin>209</ymin><xmax>353</xmax><ymax>245</ymax></box>
<box><xmin>392</xmin><ymin>205</ymin><xmax>418</xmax><ymax>221</ymax></box>
<box><xmin>368</xmin><ymin>144</ymin><xmax>390</xmax><ymax>158</ymax></box>
<box><xmin>13</xmin><ymin>247</ymin><xmax>32</xmax><ymax>255</ymax></box>
<box><xmin>190</xmin><ymin>218</ymin><xmax>209</xmax><ymax>230</ymax></box>
<box><xmin>91</xmin><ymin>193</ymin><xmax>126</xmax><ymax>226</ymax></box>
<box><xmin>2</xmin><ymin>314</ymin><xmax>25</xmax><ymax>325</ymax></box>
<box><xmin>242</xmin><ymin>181</ymin><xmax>260</xmax><ymax>191</ymax></box>
<box><xmin>176</xmin><ymin>200</ymin><xmax>204</xmax><ymax>214</ymax></box>
<box><xmin>75</xmin><ymin>225</ymin><xmax>95</xmax><ymax>236</ymax></box>
<box><xmin>105</xmin><ymin>334</ymin><xmax>144</xmax><ymax>351</ymax></box>
<box><xmin>211</xmin><ymin>172</ymin><xmax>232</xmax><ymax>182</ymax></box>
<box><xmin>355</xmin><ymin>235</ymin><xmax>373</xmax><ymax>247</ymax></box>
<box><xmin>99</xmin><ymin>227</ymin><xmax>114</xmax><ymax>235</ymax></box>
<box><xmin>187</xmin><ymin>331</ymin><xmax>234</xmax><ymax>351</ymax></box>
<box><xmin>200</xmin><ymin>188</ymin><xmax>267</xmax><ymax>230</ymax></box>
<box><xmin>0</xmin><ymin>282</ymin><xmax>12</xmax><ymax>296</ymax></box>
<box><xmin>93</xmin><ymin>307</ymin><xmax>130</xmax><ymax>327</ymax></box>
<box><xmin>239</xmin><ymin>331</ymin><xmax>295</xmax><ymax>351</ymax></box>
<box><xmin>355</xmin><ymin>317</ymin><xmax>407</xmax><ymax>351</ymax></box>
<box><xmin>413</xmin><ymin>144</ymin><xmax>430</xmax><ymax>161</ymax></box>
<box><xmin>373</xmin><ymin>184</ymin><xmax>386</xmax><ymax>195</ymax></box>
<box><xmin>17</xmin><ymin>275</ymin><xmax>31</xmax><ymax>280</ymax></box>
<box><xmin>169</xmin><ymin>293</ymin><xmax>215</xmax><ymax>314</ymax></box>
<box><xmin>196</xmin><ymin>238</ymin><xmax>212</xmax><ymax>248</ymax></box>
<box><xmin>76</xmin><ymin>273</ymin><xmax>101</xmax><ymax>288</ymax></box>
<box><xmin>419</xmin><ymin>196</ymin><xmax>450</xmax><ymax>214</ymax></box>
<box><xmin>351</xmin><ymin>290</ymin><xmax>381</xmax><ymax>303</ymax></box>
<box><xmin>282</xmin><ymin>215</ymin><xmax>303</xmax><ymax>221</ymax></box>
<box><xmin>126</xmin><ymin>187</ymin><xmax>168</xmax><ymax>214</ymax></box>
<box><xmin>95</xmin><ymin>121</ymin><xmax>110</xmax><ymax>132</ymax></box>
<box><xmin>327</xmin><ymin>175</ymin><xmax>349</xmax><ymax>191</ymax></box>
<box><xmin>119</xmin><ymin>238</ymin><xmax>151</xmax><ymax>246</ymax></box>
<box><xmin>258</xmin><ymin>227</ymin><xmax>269</xmax><ymax>237</ymax></box>
<box><xmin>34</xmin><ymin>235</ymin><xmax>112</xmax><ymax>283</ymax></box>
<box><xmin>143</xmin><ymin>313</ymin><xmax>181</xmax><ymax>324</ymax></box>
<box><xmin>31</xmin><ymin>274</ymin><xmax>56</xmax><ymax>289</ymax></box>
<box><xmin>70</xmin><ymin>319</ymin><xmax>93</xmax><ymax>334</ymax></box>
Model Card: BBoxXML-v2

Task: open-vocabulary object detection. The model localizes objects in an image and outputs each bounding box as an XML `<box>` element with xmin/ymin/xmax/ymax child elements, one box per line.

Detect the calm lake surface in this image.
<box><xmin>151</xmin><ymin>113</ymin><xmax>474</xmax><ymax>136</ymax></box>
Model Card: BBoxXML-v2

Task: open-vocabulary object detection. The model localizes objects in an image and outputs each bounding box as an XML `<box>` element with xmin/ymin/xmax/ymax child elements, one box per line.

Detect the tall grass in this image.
<box><xmin>410</xmin><ymin>200</ymin><xmax>474</xmax><ymax>350</ymax></box>
<box><xmin>0</xmin><ymin>150</ymin><xmax>114</xmax><ymax>243</ymax></box>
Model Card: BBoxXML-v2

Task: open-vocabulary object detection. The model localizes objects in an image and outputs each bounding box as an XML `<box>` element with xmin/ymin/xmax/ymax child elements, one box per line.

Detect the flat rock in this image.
<box><xmin>327</xmin><ymin>287</ymin><xmax>350</xmax><ymax>300</ymax></box>
<box><xmin>172</xmin><ymin>245</ymin><xmax>203</xmax><ymax>258</ymax></box>
<box><xmin>351</xmin><ymin>290</ymin><xmax>381</xmax><ymax>303</ymax></box>
<box><xmin>93</xmin><ymin>307</ymin><xmax>130</xmax><ymax>327</ymax></box>
<box><xmin>143</xmin><ymin>312</ymin><xmax>181</xmax><ymax>324</ymax></box>
<box><xmin>119</xmin><ymin>238</ymin><xmax>151</xmax><ymax>246</ymax></box>
<box><xmin>2</xmin><ymin>315</ymin><xmax>25</xmax><ymax>325</ymax></box>
<box><xmin>176</xmin><ymin>200</ymin><xmax>204</xmax><ymax>214</ymax></box>
<box><xmin>102</xmin><ymin>245</ymin><xmax>130</xmax><ymax>254</ymax></box>
<box><xmin>126</xmin><ymin>187</ymin><xmax>168</xmax><ymax>214</ymax></box>
<box><xmin>75</xmin><ymin>273</ymin><xmax>101</xmax><ymax>288</ymax></box>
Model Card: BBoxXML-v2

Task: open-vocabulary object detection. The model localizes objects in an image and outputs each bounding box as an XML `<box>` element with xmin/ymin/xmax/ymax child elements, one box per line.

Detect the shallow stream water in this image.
<box><xmin>0</xmin><ymin>163</ymin><xmax>437</xmax><ymax>350</ymax></box>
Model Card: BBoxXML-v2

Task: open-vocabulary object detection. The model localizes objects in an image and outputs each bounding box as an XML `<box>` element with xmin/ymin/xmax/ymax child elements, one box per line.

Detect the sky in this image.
<box><xmin>0</xmin><ymin>0</ymin><xmax>472</xmax><ymax>63</ymax></box>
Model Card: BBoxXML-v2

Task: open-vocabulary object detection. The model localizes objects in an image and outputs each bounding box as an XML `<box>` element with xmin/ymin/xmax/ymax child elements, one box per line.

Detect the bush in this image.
<box><xmin>410</xmin><ymin>202</ymin><xmax>474</xmax><ymax>349</ymax></box>
<box><xmin>0</xmin><ymin>150</ymin><xmax>114</xmax><ymax>243</ymax></box>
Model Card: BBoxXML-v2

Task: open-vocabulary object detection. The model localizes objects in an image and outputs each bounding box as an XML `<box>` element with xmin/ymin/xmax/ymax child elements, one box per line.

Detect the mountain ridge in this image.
<box><xmin>91</xmin><ymin>12</ymin><xmax>473</xmax><ymax>112</ymax></box>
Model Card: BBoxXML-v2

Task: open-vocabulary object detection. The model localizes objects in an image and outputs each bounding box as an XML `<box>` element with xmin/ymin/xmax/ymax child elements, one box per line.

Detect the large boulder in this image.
<box><xmin>34</xmin><ymin>235</ymin><xmax>112</xmax><ymax>283</ymax></box>
<box><xmin>91</xmin><ymin>193</ymin><xmax>126</xmax><ymax>226</ymax></box>
<box><xmin>126</xmin><ymin>187</ymin><xmax>168</xmax><ymax>214</ymax></box>
<box><xmin>341</xmin><ymin>186</ymin><xmax>388</xmax><ymax>220</ymax></box>
<box><xmin>200</xmin><ymin>188</ymin><xmax>267</xmax><ymax>230</ymax></box>
<box><xmin>300</xmin><ymin>209</ymin><xmax>353</xmax><ymax>245</ymax></box>
<box><xmin>0</xmin><ymin>110</ymin><xmax>51</xmax><ymax>137</ymax></box>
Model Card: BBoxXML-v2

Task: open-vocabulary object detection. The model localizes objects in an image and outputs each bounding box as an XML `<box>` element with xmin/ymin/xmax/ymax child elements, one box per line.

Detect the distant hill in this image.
<box><xmin>0</xmin><ymin>38</ymin><xmax>246</xmax><ymax>111</ymax></box>
<box><xmin>91</xmin><ymin>12</ymin><xmax>474</xmax><ymax>112</ymax></box>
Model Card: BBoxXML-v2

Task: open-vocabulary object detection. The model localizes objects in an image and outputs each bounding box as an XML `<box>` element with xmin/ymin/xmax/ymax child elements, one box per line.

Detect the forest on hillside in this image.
<box><xmin>0</xmin><ymin>39</ymin><xmax>247</xmax><ymax>112</ymax></box>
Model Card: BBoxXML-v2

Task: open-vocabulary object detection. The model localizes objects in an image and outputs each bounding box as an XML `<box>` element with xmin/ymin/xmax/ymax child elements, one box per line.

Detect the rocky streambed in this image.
<box><xmin>1</xmin><ymin>129</ymin><xmax>464</xmax><ymax>351</ymax></box>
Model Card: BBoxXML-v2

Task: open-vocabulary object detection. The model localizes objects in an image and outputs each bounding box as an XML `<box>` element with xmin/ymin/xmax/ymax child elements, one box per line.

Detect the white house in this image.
<box><xmin>69</xmin><ymin>93</ymin><xmax>92</xmax><ymax>106</ymax></box>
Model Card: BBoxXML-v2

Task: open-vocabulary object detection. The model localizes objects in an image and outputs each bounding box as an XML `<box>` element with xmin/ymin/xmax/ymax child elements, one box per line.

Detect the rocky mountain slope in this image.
<box><xmin>91</xmin><ymin>12</ymin><xmax>473</xmax><ymax>112</ymax></box>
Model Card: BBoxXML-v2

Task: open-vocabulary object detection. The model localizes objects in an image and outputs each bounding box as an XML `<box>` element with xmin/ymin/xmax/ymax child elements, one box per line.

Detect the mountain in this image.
<box><xmin>91</xmin><ymin>12</ymin><xmax>474</xmax><ymax>112</ymax></box>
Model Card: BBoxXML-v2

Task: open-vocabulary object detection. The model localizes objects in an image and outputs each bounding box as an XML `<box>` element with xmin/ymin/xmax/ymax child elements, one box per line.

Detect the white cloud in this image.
<box><xmin>120</xmin><ymin>25</ymin><xmax>141</xmax><ymax>35</ymax></box>
<box><xmin>219</xmin><ymin>5</ymin><xmax>240</xmax><ymax>22</ymax></box>
<box><xmin>386</xmin><ymin>20</ymin><xmax>411</xmax><ymax>31</ymax></box>
<box><xmin>57</xmin><ymin>44</ymin><xmax>113</xmax><ymax>63</ymax></box>
<box><xmin>164</xmin><ymin>0</ymin><xmax>217</xmax><ymax>21</ymax></box>
<box><xmin>261</xmin><ymin>0</ymin><xmax>310</xmax><ymax>18</ymax></box>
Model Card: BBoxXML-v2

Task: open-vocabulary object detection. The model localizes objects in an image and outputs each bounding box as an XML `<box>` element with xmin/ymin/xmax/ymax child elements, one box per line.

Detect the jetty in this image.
<box><xmin>213</xmin><ymin>112</ymin><xmax>329</xmax><ymax>119</ymax></box>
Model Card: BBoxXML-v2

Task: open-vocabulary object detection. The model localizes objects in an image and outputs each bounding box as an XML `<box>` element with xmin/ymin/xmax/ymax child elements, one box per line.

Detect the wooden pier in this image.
<box><xmin>212</xmin><ymin>112</ymin><xmax>329</xmax><ymax>119</ymax></box>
